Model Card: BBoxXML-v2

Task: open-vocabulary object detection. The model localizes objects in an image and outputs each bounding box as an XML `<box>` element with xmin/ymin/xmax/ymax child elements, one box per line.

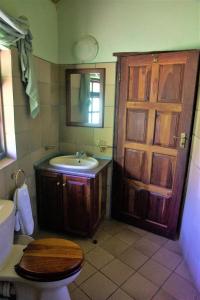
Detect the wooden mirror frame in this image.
<box><xmin>65</xmin><ymin>68</ymin><xmax>105</xmax><ymax>127</ymax></box>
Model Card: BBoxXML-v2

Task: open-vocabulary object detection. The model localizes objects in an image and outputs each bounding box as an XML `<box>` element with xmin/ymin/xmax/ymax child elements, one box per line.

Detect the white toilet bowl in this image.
<box><xmin>0</xmin><ymin>200</ymin><xmax>84</xmax><ymax>300</ymax></box>
<box><xmin>15</xmin><ymin>271</ymin><xmax>81</xmax><ymax>300</ymax></box>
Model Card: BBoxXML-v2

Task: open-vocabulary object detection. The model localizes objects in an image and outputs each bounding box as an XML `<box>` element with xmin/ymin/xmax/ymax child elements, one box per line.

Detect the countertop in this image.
<box><xmin>34</xmin><ymin>155</ymin><xmax>112</xmax><ymax>178</ymax></box>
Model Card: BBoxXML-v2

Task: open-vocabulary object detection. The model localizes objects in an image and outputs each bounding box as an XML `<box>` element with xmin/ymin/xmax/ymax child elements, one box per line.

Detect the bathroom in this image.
<box><xmin>0</xmin><ymin>0</ymin><xmax>200</xmax><ymax>299</ymax></box>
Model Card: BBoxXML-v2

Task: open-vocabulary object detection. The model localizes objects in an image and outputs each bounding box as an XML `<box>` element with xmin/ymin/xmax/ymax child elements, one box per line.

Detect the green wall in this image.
<box><xmin>0</xmin><ymin>0</ymin><xmax>199</xmax><ymax>64</ymax></box>
<box><xmin>57</xmin><ymin>0</ymin><xmax>199</xmax><ymax>63</ymax></box>
<box><xmin>0</xmin><ymin>0</ymin><xmax>58</xmax><ymax>63</ymax></box>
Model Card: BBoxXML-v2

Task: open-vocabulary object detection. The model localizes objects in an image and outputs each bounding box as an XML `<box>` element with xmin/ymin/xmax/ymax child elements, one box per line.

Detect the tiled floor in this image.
<box><xmin>35</xmin><ymin>219</ymin><xmax>200</xmax><ymax>300</ymax></box>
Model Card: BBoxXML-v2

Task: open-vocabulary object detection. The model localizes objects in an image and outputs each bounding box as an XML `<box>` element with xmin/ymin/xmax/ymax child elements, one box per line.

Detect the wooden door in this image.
<box><xmin>36</xmin><ymin>170</ymin><xmax>64</xmax><ymax>231</ymax></box>
<box><xmin>112</xmin><ymin>51</ymin><xmax>199</xmax><ymax>238</ymax></box>
<box><xmin>63</xmin><ymin>175</ymin><xmax>91</xmax><ymax>236</ymax></box>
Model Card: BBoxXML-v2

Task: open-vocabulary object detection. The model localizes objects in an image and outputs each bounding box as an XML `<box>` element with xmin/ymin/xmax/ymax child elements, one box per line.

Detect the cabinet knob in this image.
<box><xmin>62</xmin><ymin>183</ymin><xmax>66</xmax><ymax>187</ymax></box>
<box><xmin>56</xmin><ymin>182</ymin><xmax>60</xmax><ymax>186</ymax></box>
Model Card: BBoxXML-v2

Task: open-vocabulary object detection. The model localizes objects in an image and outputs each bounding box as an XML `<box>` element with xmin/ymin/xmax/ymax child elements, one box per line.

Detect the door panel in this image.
<box><xmin>124</xmin><ymin>148</ymin><xmax>146</xmax><ymax>180</ymax></box>
<box><xmin>157</xmin><ymin>64</ymin><xmax>184</xmax><ymax>103</ymax></box>
<box><xmin>36</xmin><ymin>171</ymin><xmax>63</xmax><ymax>230</ymax></box>
<box><xmin>145</xmin><ymin>193</ymin><xmax>171</xmax><ymax>227</ymax></box>
<box><xmin>151</xmin><ymin>153</ymin><xmax>175</xmax><ymax>188</ymax></box>
<box><xmin>126</xmin><ymin>109</ymin><xmax>148</xmax><ymax>142</ymax></box>
<box><xmin>154</xmin><ymin>111</ymin><xmax>179</xmax><ymax>147</ymax></box>
<box><xmin>128</xmin><ymin>65</ymin><xmax>151</xmax><ymax>101</ymax></box>
<box><xmin>63</xmin><ymin>175</ymin><xmax>90</xmax><ymax>234</ymax></box>
<box><xmin>113</xmin><ymin>51</ymin><xmax>199</xmax><ymax>238</ymax></box>
<box><xmin>122</xmin><ymin>182</ymin><xmax>148</xmax><ymax>219</ymax></box>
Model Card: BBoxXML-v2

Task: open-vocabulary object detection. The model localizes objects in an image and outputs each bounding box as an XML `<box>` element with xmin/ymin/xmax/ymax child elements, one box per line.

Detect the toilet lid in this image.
<box><xmin>14</xmin><ymin>238</ymin><xmax>84</xmax><ymax>282</ymax></box>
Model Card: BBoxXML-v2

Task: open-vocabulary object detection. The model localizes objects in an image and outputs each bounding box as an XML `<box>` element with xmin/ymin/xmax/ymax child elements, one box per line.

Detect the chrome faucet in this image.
<box><xmin>75</xmin><ymin>151</ymin><xmax>86</xmax><ymax>159</ymax></box>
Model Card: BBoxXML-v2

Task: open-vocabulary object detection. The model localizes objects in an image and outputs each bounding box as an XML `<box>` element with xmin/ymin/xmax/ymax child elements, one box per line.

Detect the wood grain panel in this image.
<box><xmin>126</xmin><ymin>109</ymin><xmax>148</xmax><ymax>143</ymax></box>
<box><xmin>37</xmin><ymin>171</ymin><xmax>63</xmax><ymax>230</ymax></box>
<box><xmin>63</xmin><ymin>176</ymin><xmax>90</xmax><ymax>233</ymax></box>
<box><xmin>15</xmin><ymin>238</ymin><xmax>84</xmax><ymax>281</ymax></box>
<box><xmin>124</xmin><ymin>149</ymin><xmax>146</xmax><ymax>181</ymax></box>
<box><xmin>127</xmin><ymin>101</ymin><xmax>182</xmax><ymax>112</ymax></box>
<box><xmin>151</xmin><ymin>153</ymin><xmax>176</xmax><ymax>188</ymax></box>
<box><xmin>149</xmin><ymin>62</ymin><xmax>159</xmax><ymax>102</ymax></box>
<box><xmin>122</xmin><ymin>183</ymin><xmax>148</xmax><ymax>219</ymax></box>
<box><xmin>158</xmin><ymin>64</ymin><xmax>184</xmax><ymax>103</ymax></box>
<box><xmin>124</xmin><ymin>142</ymin><xmax>177</xmax><ymax>156</ymax></box>
<box><xmin>127</xmin><ymin>179</ymin><xmax>172</xmax><ymax>197</ymax></box>
<box><xmin>154</xmin><ymin>111</ymin><xmax>180</xmax><ymax>147</ymax></box>
<box><xmin>146</xmin><ymin>193</ymin><xmax>171</xmax><ymax>227</ymax></box>
<box><xmin>113</xmin><ymin>50</ymin><xmax>199</xmax><ymax>238</ymax></box>
<box><xmin>128</xmin><ymin>65</ymin><xmax>151</xmax><ymax>101</ymax></box>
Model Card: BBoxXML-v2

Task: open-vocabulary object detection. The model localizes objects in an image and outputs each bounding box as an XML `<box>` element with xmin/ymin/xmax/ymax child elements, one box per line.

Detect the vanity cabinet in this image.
<box><xmin>35</xmin><ymin>164</ymin><xmax>109</xmax><ymax>237</ymax></box>
<box><xmin>36</xmin><ymin>171</ymin><xmax>64</xmax><ymax>231</ymax></box>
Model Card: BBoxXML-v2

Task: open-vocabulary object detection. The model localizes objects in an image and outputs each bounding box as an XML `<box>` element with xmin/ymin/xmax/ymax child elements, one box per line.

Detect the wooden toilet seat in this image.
<box><xmin>15</xmin><ymin>238</ymin><xmax>84</xmax><ymax>282</ymax></box>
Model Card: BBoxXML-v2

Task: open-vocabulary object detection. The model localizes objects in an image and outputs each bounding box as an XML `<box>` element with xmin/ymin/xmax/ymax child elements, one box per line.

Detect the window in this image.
<box><xmin>88</xmin><ymin>74</ymin><xmax>101</xmax><ymax>124</ymax></box>
<box><xmin>0</xmin><ymin>82</ymin><xmax>5</xmax><ymax>159</ymax></box>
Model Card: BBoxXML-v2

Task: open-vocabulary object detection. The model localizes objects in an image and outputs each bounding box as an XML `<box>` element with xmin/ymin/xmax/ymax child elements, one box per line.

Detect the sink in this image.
<box><xmin>0</xmin><ymin>200</ymin><xmax>15</xmax><ymax>270</ymax></box>
<box><xmin>49</xmin><ymin>155</ymin><xmax>99</xmax><ymax>170</ymax></box>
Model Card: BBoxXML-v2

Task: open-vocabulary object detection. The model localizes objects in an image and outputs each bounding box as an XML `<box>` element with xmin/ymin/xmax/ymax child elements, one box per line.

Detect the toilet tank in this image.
<box><xmin>0</xmin><ymin>200</ymin><xmax>15</xmax><ymax>270</ymax></box>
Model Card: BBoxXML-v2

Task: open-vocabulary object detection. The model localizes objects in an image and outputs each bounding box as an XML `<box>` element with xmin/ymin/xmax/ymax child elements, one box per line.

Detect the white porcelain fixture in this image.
<box><xmin>0</xmin><ymin>200</ymin><xmax>15</xmax><ymax>271</ymax></box>
<box><xmin>49</xmin><ymin>155</ymin><xmax>99</xmax><ymax>170</ymax></box>
<box><xmin>0</xmin><ymin>199</ymin><xmax>82</xmax><ymax>300</ymax></box>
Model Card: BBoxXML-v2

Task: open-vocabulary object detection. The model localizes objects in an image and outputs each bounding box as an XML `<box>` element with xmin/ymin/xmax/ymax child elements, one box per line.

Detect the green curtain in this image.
<box><xmin>79</xmin><ymin>73</ymin><xmax>90</xmax><ymax>122</ymax></box>
<box><xmin>0</xmin><ymin>10</ymin><xmax>39</xmax><ymax>118</ymax></box>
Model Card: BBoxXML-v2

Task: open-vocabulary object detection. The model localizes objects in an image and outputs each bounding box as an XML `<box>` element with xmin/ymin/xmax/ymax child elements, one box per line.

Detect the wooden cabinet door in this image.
<box><xmin>36</xmin><ymin>170</ymin><xmax>63</xmax><ymax>230</ymax></box>
<box><xmin>112</xmin><ymin>51</ymin><xmax>199</xmax><ymax>238</ymax></box>
<box><xmin>63</xmin><ymin>175</ymin><xmax>91</xmax><ymax>235</ymax></box>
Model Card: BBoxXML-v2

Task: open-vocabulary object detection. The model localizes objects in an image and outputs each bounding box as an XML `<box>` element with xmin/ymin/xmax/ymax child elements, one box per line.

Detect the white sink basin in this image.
<box><xmin>49</xmin><ymin>155</ymin><xmax>99</xmax><ymax>170</ymax></box>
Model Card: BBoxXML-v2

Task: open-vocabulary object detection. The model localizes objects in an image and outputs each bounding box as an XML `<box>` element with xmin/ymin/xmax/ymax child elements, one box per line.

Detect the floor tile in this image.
<box><xmin>92</xmin><ymin>228</ymin><xmax>112</xmax><ymax>244</ymax></box>
<box><xmin>119</xmin><ymin>246</ymin><xmax>149</xmax><ymax>270</ymax></box>
<box><xmin>101</xmin><ymin>236</ymin><xmax>129</xmax><ymax>257</ymax></box>
<box><xmin>108</xmin><ymin>288</ymin><xmax>135</xmax><ymax>300</ymax></box>
<box><xmin>124</xmin><ymin>225</ymin><xmax>148</xmax><ymax>237</ymax></box>
<box><xmin>152</xmin><ymin>248</ymin><xmax>182</xmax><ymax>270</ymax></box>
<box><xmin>114</xmin><ymin>228</ymin><xmax>141</xmax><ymax>245</ymax></box>
<box><xmin>134</xmin><ymin>237</ymin><xmax>160</xmax><ymax>257</ymax></box>
<box><xmin>100</xmin><ymin>219</ymin><xmax>124</xmax><ymax>235</ymax></box>
<box><xmin>175</xmin><ymin>261</ymin><xmax>193</xmax><ymax>283</ymax></box>
<box><xmin>162</xmin><ymin>273</ymin><xmax>199</xmax><ymax>300</ymax></box>
<box><xmin>74</xmin><ymin>238</ymin><xmax>96</xmax><ymax>253</ymax></box>
<box><xmin>86</xmin><ymin>246</ymin><xmax>114</xmax><ymax>269</ymax></box>
<box><xmin>122</xmin><ymin>273</ymin><xmax>158</xmax><ymax>300</ymax></box>
<box><xmin>75</xmin><ymin>261</ymin><xmax>97</xmax><ymax>285</ymax></box>
<box><xmin>164</xmin><ymin>240</ymin><xmax>182</xmax><ymax>255</ymax></box>
<box><xmin>71</xmin><ymin>287</ymin><xmax>90</xmax><ymax>300</ymax></box>
<box><xmin>145</xmin><ymin>233</ymin><xmax>168</xmax><ymax>246</ymax></box>
<box><xmin>138</xmin><ymin>259</ymin><xmax>171</xmax><ymax>286</ymax></box>
<box><xmin>81</xmin><ymin>272</ymin><xmax>118</xmax><ymax>300</ymax></box>
<box><xmin>152</xmin><ymin>289</ymin><xmax>178</xmax><ymax>300</ymax></box>
<box><xmin>68</xmin><ymin>282</ymin><xmax>77</xmax><ymax>293</ymax></box>
<box><xmin>101</xmin><ymin>258</ymin><xmax>135</xmax><ymax>285</ymax></box>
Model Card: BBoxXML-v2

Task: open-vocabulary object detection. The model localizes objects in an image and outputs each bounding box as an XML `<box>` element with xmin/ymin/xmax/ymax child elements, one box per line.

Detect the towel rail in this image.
<box><xmin>11</xmin><ymin>168</ymin><xmax>26</xmax><ymax>188</ymax></box>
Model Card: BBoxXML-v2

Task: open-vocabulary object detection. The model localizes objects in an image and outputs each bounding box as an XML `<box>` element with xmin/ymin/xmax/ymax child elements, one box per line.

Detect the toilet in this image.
<box><xmin>0</xmin><ymin>200</ymin><xmax>84</xmax><ymax>300</ymax></box>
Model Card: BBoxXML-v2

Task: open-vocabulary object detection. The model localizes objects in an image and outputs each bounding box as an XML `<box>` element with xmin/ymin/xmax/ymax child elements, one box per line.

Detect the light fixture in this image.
<box><xmin>72</xmin><ymin>35</ymin><xmax>99</xmax><ymax>63</ymax></box>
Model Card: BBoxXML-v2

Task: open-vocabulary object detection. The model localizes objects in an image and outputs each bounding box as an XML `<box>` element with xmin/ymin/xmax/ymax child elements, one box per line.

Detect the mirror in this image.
<box><xmin>65</xmin><ymin>68</ymin><xmax>105</xmax><ymax>127</ymax></box>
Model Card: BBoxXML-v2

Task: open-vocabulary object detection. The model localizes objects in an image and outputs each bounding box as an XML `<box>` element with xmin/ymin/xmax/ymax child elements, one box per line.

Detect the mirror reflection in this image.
<box><xmin>66</xmin><ymin>68</ymin><xmax>105</xmax><ymax>127</ymax></box>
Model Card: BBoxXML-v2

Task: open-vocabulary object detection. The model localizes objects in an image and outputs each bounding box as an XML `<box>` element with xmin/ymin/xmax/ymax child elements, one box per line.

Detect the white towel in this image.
<box><xmin>0</xmin><ymin>281</ymin><xmax>13</xmax><ymax>297</ymax></box>
<box><xmin>13</xmin><ymin>183</ymin><xmax>34</xmax><ymax>235</ymax></box>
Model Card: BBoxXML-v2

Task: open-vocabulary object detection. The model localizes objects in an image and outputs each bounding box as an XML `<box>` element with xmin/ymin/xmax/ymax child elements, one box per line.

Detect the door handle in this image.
<box><xmin>56</xmin><ymin>182</ymin><xmax>60</xmax><ymax>186</ymax></box>
<box><xmin>62</xmin><ymin>183</ymin><xmax>66</xmax><ymax>187</ymax></box>
<box><xmin>173</xmin><ymin>132</ymin><xmax>187</xmax><ymax>148</ymax></box>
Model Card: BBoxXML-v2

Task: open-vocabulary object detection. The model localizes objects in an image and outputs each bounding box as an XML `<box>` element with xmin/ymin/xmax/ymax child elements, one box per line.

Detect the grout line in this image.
<box><xmin>36</xmin><ymin>222</ymin><xmax>189</xmax><ymax>300</ymax></box>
